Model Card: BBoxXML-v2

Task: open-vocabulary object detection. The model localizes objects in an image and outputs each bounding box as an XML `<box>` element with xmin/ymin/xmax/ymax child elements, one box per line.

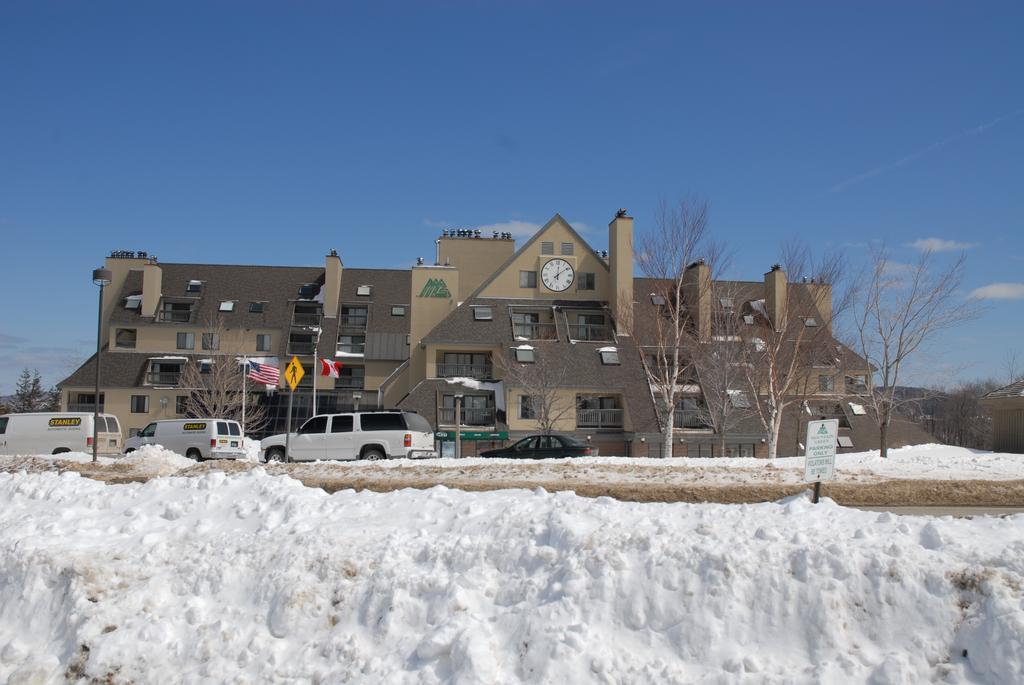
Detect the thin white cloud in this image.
<box><xmin>909</xmin><ymin>237</ymin><xmax>977</xmax><ymax>252</ymax></box>
<box><xmin>830</xmin><ymin>109</ymin><xmax>1024</xmax><ymax>193</ymax></box>
<box><xmin>969</xmin><ymin>283</ymin><xmax>1024</xmax><ymax>300</ymax></box>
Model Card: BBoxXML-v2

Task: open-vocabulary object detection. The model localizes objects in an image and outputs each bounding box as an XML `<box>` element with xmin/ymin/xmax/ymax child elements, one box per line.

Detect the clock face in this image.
<box><xmin>541</xmin><ymin>258</ymin><xmax>575</xmax><ymax>292</ymax></box>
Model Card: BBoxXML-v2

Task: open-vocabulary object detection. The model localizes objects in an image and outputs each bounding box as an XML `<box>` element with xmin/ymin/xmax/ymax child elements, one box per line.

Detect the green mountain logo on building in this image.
<box><xmin>418</xmin><ymin>278</ymin><xmax>451</xmax><ymax>298</ymax></box>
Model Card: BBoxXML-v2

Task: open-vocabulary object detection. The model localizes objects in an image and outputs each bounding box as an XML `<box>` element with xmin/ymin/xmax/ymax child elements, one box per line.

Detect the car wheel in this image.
<box><xmin>186</xmin><ymin>448</ymin><xmax>204</xmax><ymax>462</ymax></box>
<box><xmin>52</xmin><ymin>447</ymin><xmax>70</xmax><ymax>455</ymax></box>
<box><xmin>265</xmin><ymin>447</ymin><xmax>285</xmax><ymax>463</ymax></box>
<box><xmin>361</xmin><ymin>447</ymin><xmax>385</xmax><ymax>461</ymax></box>
<box><xmin>124</xmin><ymin>448</ymin><xmax>136</xmax><ymax>454</ymax></box>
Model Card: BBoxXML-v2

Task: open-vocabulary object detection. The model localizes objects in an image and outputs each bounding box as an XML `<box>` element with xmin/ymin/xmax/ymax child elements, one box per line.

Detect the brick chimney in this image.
<box><xmin>141</xmin><ymin>260</ymin><xmax>162</xmax><ymax>318</ymax></box>
<box><xmin>323</xmin><ymin>249</ymin><xmax>344</xmax><ymax>318</ymax></box>
<box><xmin>683</xmin><ymin>259</ymin><xmax>711</xmax><ymax>342</ymax></box>
<box><xmin>765</xmin><ymin>265</ymin><xmax>787</xmax><ymax>332</ymax></box>
<box><xmin>608</xmin><ymin>209</ymin><xmax>634</xmax><ymax>333</ymax></box>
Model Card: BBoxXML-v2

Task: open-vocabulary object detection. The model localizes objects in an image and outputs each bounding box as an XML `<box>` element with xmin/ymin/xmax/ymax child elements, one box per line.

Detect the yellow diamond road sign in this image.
<box><xmin>284</xmin><ymin>356</ymin><xmax>305</xmax><ymax>391</ymax></box>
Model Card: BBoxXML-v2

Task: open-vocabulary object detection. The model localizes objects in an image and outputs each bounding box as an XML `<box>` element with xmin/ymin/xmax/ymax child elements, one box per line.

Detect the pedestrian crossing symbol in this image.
<box><xmin>285</xmin><ymin>356</ymin><xmax>305</xmax><ymax>391</ymax></box>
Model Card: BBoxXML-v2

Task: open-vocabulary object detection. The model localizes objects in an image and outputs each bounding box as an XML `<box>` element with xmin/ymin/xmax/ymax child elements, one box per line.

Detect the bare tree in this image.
<box><xmin>688</xmin><ymin>281</ymin><xmax>756</xmax><ymax>457</ymax></box>
<box><xmin>850</xmin><ymin>246</ymin><xmax>978</xmax><ymax>458</ymax></box>
<box><xmin>495</xmin><ymin>345</ymin><xmax>573</xmax><ymax>435</ymax></box>
<box><xmin>741</xmin><ymin>243</ymin><xmax>849</xmax><ymax>459</ymax></box>
<box><xmin>178</xmin><ymin>317</ymin><xmax>270</xmax><ymax>434</ymax></box>
<box><xmin>633</xmin><ymin>196</ymin><xmax>722</xmax><ymax>458</ymax></box>
<box><xmin>1005</xmin><ymin>350</ymin><xmax>1023</xmax><ymax>385</ymax></box>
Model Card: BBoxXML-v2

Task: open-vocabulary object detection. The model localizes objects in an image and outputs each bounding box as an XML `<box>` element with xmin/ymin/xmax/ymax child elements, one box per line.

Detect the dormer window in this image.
<box><xmin>650</xmin><ymin>294</ymin><xmax>666</xmax><ymax>306</ymax></box>
<box><xmin>356</xmin><ymin>285</ymin><xmax>372</xmax><ymax>296</ymax></box>
<box><xmin>186</xmin><ymin>280</ymin><xmax>202</xmax><ymax>294</ymax></box>
<box><xmin>473</xmin><ymin>306</ymin><xmax>493</xmax><ymax>321</ymax></box>
<box><xmin>514</xmin><ymin>346</ymin><xmax>535</xmax><ymax>363</ymax></box>
<box><xmin>219</xmin><ymin>301</ymin><xmax>236</xmax><ymax>312</ymax></box>
<box><xmin>599</xmin><ymin>347</ymin><xmax>620</xmax><ymax>365</ymax></box>
<box><xmin>743</xmin><ymin>314</ymin><xmax>755</xmax><ymax>325</ymax></box>
<box><xmin>124</xmin><ymin>294</ymin><xmax>142</xmax><ymax>310</ymax></box>
<box><xmin>249</xmin><ymin>302</ymin><xmax>265</xmax><ymax>313</ymax></box>
<box><xmin>805</xmin><ymin>317</ymin><xmax>818</xmax><ymax>327</ymax></box>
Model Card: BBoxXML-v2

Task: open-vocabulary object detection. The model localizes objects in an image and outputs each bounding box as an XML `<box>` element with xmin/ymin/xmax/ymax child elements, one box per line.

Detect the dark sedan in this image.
<box><xmin>479</xmin><ymin>434</ymin><xmax>594</xmax><ymax>459</ymax></box>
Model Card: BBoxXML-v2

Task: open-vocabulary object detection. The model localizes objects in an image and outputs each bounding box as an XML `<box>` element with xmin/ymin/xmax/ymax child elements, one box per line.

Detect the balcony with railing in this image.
<box><xmin>287</xmin><ymin>341</ymin><xmax>317</xmax><ymax>356</ymax></box>
<box><xmin>576</xmin><ymin>408</ymin><xmax>624</xmax><ymax>429</ymax></box>
<box><xmin>156</xmin><ymin>307</ymin><xmax>194</xmax><ymax>323</ymax></box>
<box><xmin>336</xmin><ymin>376</ymin><xmax>364</xmax><ymax>390</ymax></box>
<box><xmin>673</xmin><ymin>409</ymin><xmax>711</xmax><ymax>430</ymax></box>
<box><xmin>438</xmin><ymin>406</ymin><xmax>495</xmax><ymax>426</ymax></box>
<box><xmin>436</xmin><ymin>363</ymin><xmax>493</xmax><ymax>379</ymax></box>
<box><xmin>291</xmin><ymin>311</ymin><xmax>321</xmax><ymax>327</ymax></box>
<box><xmin>146</xmin><ymin>371</ymin><xmax>182</xmax><ymax>386</ymax></box>
<box><xmin>67</xmin><ymin>402</ymin><xmax>104</xmax><ymax>412</ymax></box>
<box><xmin>336</xmin><ymin>341</ymin><xmax>366</xmax><ymax>355</ymax></box>
<box><xmin>512</xmin><ymin>322</ymin><xmax>558</xmax><ymax>340</ymax></box>
<box><xmin>569</xmin><ymin>323</ymin><xmax>613</xmax><ymax>342</ymax></box>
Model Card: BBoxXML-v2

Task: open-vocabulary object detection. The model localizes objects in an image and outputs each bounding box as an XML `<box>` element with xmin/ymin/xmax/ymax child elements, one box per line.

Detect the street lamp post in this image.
<box><xmin>91</xmin><ymin>268</ymin><xmax>112</xmax><ymax>463</ymax></box>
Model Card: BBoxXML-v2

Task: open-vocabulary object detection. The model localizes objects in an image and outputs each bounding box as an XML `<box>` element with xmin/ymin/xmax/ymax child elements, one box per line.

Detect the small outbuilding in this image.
<box><xmin>980</xmin><ymin>380</ymin><xmax>1024</xmax><ymax>454</ymax></box>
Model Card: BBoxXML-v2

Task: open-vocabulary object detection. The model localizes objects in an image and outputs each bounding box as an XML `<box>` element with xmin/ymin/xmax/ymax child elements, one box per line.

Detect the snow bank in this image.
<box><xmin>119</xmin><ymin>444</ymin><xmax>196</xmax><ymax>475</ymax></box>
<box><xmin>1</xmin><ymin>470</ymin><xmax>1022</xmax><ymax>683</ymax></box>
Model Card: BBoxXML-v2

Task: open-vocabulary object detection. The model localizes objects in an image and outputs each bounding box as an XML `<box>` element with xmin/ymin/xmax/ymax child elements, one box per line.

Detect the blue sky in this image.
<box><xmin>1</xmin><ymin>1</ymin><xmax>1022</xmax><ymax>393</ymax></box>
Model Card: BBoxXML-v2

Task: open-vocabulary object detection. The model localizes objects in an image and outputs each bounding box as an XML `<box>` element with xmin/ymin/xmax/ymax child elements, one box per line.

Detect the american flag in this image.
<box><xmin>246</xmin><ymin>360</ymin><xmax>280</xmax><ymax>385</ymax></box>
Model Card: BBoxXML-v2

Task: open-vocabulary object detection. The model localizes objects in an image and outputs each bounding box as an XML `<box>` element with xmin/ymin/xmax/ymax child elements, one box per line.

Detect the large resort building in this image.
<box><xmin>60</xmin><ymin>211</ymin><xmax>930</xmax><ymax>457</ymax></box>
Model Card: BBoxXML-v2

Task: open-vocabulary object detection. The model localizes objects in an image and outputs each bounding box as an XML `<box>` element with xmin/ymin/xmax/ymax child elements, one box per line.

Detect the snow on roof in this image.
<box><xmin>445</xmin><ymin>377</ymin><xmax>483</xmax><ymax>390</ymax></box>
<box><xmin>335</xmin><ymin>351</ymin><xmax>365</xmax><ymax>359</ymax></box>
<box><xmin>515</xmin><ymin>344</ymin><xmax>534</xmax><ymax>350</ymax></box>
<box><xmin>148</xmin><ymin>356</ymin><xmax>188</xmax><ymax>361</ymax></box>
<box><xmin>597</xmin><ymin>346</ymin><xmax>617</xmax><ymax>353</ymax></box>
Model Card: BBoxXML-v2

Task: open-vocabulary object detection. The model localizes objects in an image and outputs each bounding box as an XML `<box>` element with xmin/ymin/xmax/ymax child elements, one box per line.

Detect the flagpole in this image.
<box><xmin>242</xmin><ymin>355</ymin><xmax>248</xmax><ymax>435</ymax></box>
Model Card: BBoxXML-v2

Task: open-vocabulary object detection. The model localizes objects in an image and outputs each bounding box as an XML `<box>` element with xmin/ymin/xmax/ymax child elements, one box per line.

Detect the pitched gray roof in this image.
<box><xmin>60</xmin><ymin>352</ymin><xmax>153</xmax><ymax>388</ymax></box>
<box><xmin>982</xmin><ymin>380</ymin><xmax>1024</xmax><ymax>401</ymax></box>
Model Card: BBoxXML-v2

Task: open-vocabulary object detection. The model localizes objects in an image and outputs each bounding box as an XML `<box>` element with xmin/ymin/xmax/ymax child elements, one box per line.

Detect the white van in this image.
<box><xmin>0</xmin><ymin>412</ymin><xmax>123</xmax><ymax>456</ymax></box>
<box><xmin>125</xmin><ymin>419</ymin><xmax>246</xmax><ymax>461</ymax></box>
<box><xmin>261</xmin><ymin>411</ymin><xmax>436</xmax><ymax>462</ymax></box>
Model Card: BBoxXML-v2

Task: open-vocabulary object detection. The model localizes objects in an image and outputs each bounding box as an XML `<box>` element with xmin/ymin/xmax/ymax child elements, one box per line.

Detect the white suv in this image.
<box><xmin>261</xmin><ymin>411</ymin><xmax>436</xmax><ymax>462</ymax></box>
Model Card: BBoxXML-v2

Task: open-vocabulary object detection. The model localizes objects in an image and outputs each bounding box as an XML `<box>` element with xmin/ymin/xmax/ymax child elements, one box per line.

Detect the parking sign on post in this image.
<box><xmin>804</xmin><ymin>419</ymin><xmax>838</xmax><ymax>502</ymax></box>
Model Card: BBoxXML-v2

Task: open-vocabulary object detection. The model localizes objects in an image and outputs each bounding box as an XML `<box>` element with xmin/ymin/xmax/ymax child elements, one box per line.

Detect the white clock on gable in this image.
<box><xmin>541</xmin><ymin>258</ymin><xmax>575</xmax><ymax>292</ymax></box>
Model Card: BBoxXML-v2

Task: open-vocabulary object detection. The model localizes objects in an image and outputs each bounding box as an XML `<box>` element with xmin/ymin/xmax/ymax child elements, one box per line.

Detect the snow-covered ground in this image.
<box><xmin>0</xmin><ymin>468</ymin><xmax>1022</xmax><ymax>684</ymax></box>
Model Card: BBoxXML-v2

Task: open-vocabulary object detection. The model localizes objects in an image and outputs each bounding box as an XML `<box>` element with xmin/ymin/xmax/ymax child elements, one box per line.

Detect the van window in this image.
<box><xmin>217</xmin><ymin>421</ymin><xmax>230</xmax><ymax>435</ymax></box>
<box><xmin>227</xmin><ymin>422</ymin><xmax>241</xmax><ymax>436</ymax></box>
<box><xmin>0</xmin><ymin>417</ymin><xmax>7</xmax><ymax>434</ymax></box>
<box><xmin>139</xmin><ymin>423</ymin><xmax>156</xmax><ymax>438</ymax></box>
<box><xmin>403</xmin><ymin>413</ymin><xmax>432</xmax><ymax>434</ymax></box>
<box><xmin>107</xmin><ymin>416</ymin><xmax>121</xmax><ymax>434</ymax></box>
<box><xmin>330</xmin><ymin>415</ymin><xmax>353</xmax><ymax>433</ymax></box>
<box><xmin>299</xmin><ymin>416</ymin><xmax>328</xmax><ymax>434</ymax></box>
<box><xmin>359</xmin><ymin>413</ymin><xmax>405</xmax><ymax>432</ymax></box>
<box><xmin>99</xmin><ymin>417</ymin><xmax>113</xmax><ymax>433</ymax></box>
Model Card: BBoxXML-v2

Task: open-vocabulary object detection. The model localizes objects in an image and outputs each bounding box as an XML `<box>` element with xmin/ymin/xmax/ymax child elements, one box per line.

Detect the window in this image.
<box><xmin>138</xmin><ymin>422</ymin><xmax>156</xmax><ymax>437</ymax></box>
<box><xmin>819</xmin><ymin>375</ymin><xmax>836</xmax><ymax>392</ymax></box>
<box><xmin>228</xmin><ymin>422</ymin><xmax>241</xmax><ymax>436</ymax></box>
<box><xmin>341</xmin><ymin>305</ymin><xmax>369</xmax><ymax>326</ymax></box>
<box><xmin>719</xmin><ymin>297</ymin><xmax>734</xmax><ymax>310</ymax></box>
<box><xmin>337</xmin><ymin>365</ymin><xmax>364</xmax><ymax>388</ymax></box>
<box><xmin>216</xmin><ymin>421</ymin><xmax>230</xmax><ymax>435</ymax></box>
<box><xmin>175</xmin><ymin>395</ymin><xmax>187</xmax><ymax>414</ymax></box>
<box><xmin>356</xmin><ymin>285</ymin><xmax>372</xmax><ymax>296</ymax></box>
<box><xmin>160</xmin><ymin>301</ymin><xmax>193</xmax><ymax>323</ymax></box>
<box><xmin>131</xmin><ymin>395</ymin><xmax>149</xmax><ymax>413</ymax></box>
<box><xmin>650</xmin><ymin>294</ymin><xmax>666</xmax><ymax>306</ymax></box>
<box><xmin>176</xmin><ymin>332</ymin><xmax>195</xmax><ymax>350</ymax></box>
<box><xmin>599</xmin><ymin>348</ymin><xmax>620</xmax><ymax>365</ymax></box>
<box><xmin>391</xmin><ymin>305</ymin><xmax>406</xmax><ymax>316</ymax></box>
<box><xmin>540</xmin><ymin>241</ymin><xmax>554</xmax><ymax>255</ymax></box>
<box><xmin>115</xmin><ymin>328</ymin><xmax>137</xmax><ymax>349</ymax></box>
<box><xmin>359</xmin><ymin>413</ymin><xmax>406</xmax><ymax>431</ymax></box>
<box><xmin>728</xmin><ymin>391</ymin><xmax>752</xmax><ymax>408</ymax></box>
<box><xmin>249</xmin><ymin>302</ymin><xmax>265</xmax><ymax>313</ymax></box>
<box><xmin>515</xmin><ymin>347</ymin><xmax>535</xmax><ymax>363</ymax></box>
<box><xmin>186</xmin><ymin>280</ymin><xmax>202</xmax><ymax>294</ymax></box>
<box><xmin>219</xmin><ymin>301</ymin><xmax>235</xmax><ymax>312</ymax></box>
<box><xmin>200</xmin><ymin>360</ymin><xmax>213</xmax><ymax>374</ymax></box>
<box><xmin>337</xmin><ymin>335</ymin><xmax>365</xmax><ymax>354</ymax></box>
<box><xmin>743</xmin><ymin>315</ymin><xmax>755</xmax><ymax>325</ymax></box>
<box><xmin>577</xmin><ymin>273</ymin><xmax>595</xmax><ymax>290</ymax></box>
<box><xmin>805</xmin><ymin>317</ymin><xmax>818</xmax><ymax>327</ymax></box>
<box><xmin>560</xmin><ymin>242</ymin><xmax>574</xmax><ymax>256</ymax></box>
<box><xmin>330</xmin><ymin>415</ymin><xmax>354</xmax><ymax>433</ymax></box>
<box><xmin>124</xmin><ymin>294</ymin><xmax>142</xmax><ymax>310</ymax></box>
<box><xmin>519</xmin><ymin>271</ymin><xmax>537</xmax><ymax>288</ymax></box>
<box><xmin>256</xmin><ymin>334</ymin><xmax>272</xmax><ymax>352</ymax></box>
<box><xmin>473</xmin><ymin>307</ymin><xmax>493</xmax><ymax>321</ymax></box>
<box><xmin>837</xmin><ymin>436</ymin><xmax>854</xmax><ymax>449</ymax></box>
<box><xmin>299</xmin><ymin>416</ymin><xmax>328</xmax><ymax>434</ymax></box>
<box><xmin>0</xmin><ymin>417</ymin><xmax>7</xmax><ymax>434</ymax></box>
<box><xmin>202</xmin><ymin>333</ymin><xmax>220</xmax><ymax>351</ymax></box>
<box><xmin>519</xmin><ymin>395</ymin><xmax>536</xmax><ymax>420</ymax></box>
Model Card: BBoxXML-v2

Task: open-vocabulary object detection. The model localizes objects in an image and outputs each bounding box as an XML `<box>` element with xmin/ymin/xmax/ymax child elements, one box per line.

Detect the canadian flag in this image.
<box><xmin>320</xmin><ymin>359</ymin><xmax>344</xmax><ymax>378</ymax></box>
